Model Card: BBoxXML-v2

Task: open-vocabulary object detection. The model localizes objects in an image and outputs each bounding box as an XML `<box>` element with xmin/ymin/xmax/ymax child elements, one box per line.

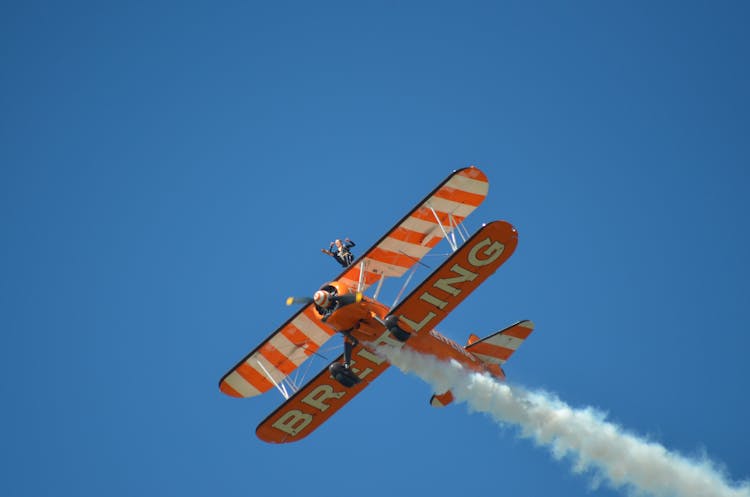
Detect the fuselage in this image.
<box><xmin>313</xmin><ymin>280</ymin><xmax>505</xmax><ymax>380</ymax></box>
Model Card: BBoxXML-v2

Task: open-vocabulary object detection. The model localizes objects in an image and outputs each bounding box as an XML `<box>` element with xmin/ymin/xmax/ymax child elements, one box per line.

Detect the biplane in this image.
<box><xmin>218</xmin><ymin>166</ymin><xmax>534</xmax><ymax>443</ymax></box>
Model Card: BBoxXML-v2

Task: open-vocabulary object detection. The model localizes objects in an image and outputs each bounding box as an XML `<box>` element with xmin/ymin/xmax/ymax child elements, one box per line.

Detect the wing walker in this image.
<box><xmin>218</xmin><ymin>166</ymin><xmax>534</xmax><ymax>443</ymax></box>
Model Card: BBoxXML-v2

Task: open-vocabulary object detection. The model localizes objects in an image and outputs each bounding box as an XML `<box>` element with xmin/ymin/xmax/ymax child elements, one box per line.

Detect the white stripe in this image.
<box><xmin>339</xmin><ymin>262</ymin><xmax>403</xmax><ymax>288</ymax></box>
<box><xmin>251</xmin><ymin>353</ymin><xmax>287</xmax><ymax>385</ymax></box>
<box><xmin>294</xmin><ymin>312</ymin><xmax>336</xmax><ymax>345</ymax></box>
<box><xmin>379</xmin><ymin>237</ymin><xmax>434</xmax><ymax>260</ymax></box>
<box><xmin>485</xmin><ymin>334</ymin><xmax>524</xmax><ymax>351</ymax></box>
<box><xmin>268</xmin><ymin>333</ymin><xmax>313</xmax><ymax>367</ymax></box>
<box><xmin>400</xmin><ymin>216</ymin><xmax>447</xmax><ymax>236</ymax></box>
<box><xmin>423</xmin><ymin>196</ymin><xmax>479</xmax><ymax>218</ymax></box>
<box><xmin>338</xmin><ymin>266</ymin><xmax>362</xmax><ymax>288</ymax></box>
<box><xmin>446</xmin><ymin>175</ymin><xmax>489</xmax><ymax>195</ymax></box>
<box><xmin>364</xmin><ymin>259</ymin><xmax>409</xmax><ymax>278</ymax></box>
<box><xmin>472</xmin><ymin>352</ymin><xmax>507</xmax><ymax>365</ymax></box>
<box><xmin>224</xmin><ymin>371</ymin><xmax>262</xmax><ymax>397</ymax></box>
<box><xmin>338</xmin><ymin>276</ymin><xmax>361</xmax><ymax>292</ymax></box>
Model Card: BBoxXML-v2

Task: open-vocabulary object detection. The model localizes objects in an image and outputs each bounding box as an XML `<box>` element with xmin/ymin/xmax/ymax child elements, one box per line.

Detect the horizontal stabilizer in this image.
<box><xmin>430</xmin><ymin>391</ymin><xmax>454</xmax><ymax>408</ymax></box>
<box><xmin>465</xmin><ymin>320</ymin><xmax>534</xmax><ymax>365</ymax></box>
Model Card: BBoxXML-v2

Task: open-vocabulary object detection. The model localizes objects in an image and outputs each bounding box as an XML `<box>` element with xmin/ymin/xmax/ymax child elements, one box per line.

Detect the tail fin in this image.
<box><xmin>465</xmin><ymin>320</ymin><xmax>534</xmax><ymax>366</ymax></box>
<box><xmin>429</xmin><ymin>321</ymin><xmax>534</xmax><ymax>409</ymax></box>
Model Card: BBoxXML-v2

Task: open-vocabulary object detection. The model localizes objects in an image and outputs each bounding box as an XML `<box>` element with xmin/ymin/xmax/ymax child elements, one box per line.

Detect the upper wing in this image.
<box><xmin>255</xmin><ymin>343</ymin><xmax>391</xmax><ymax>443</ymax></box>
<box><xmin>219</xmin><ymin>166</ymin><xmax>488</xmax><ymax>398</ymax></box>
<box><xmin>336</xmin><ymin>166</ymin><xmax>489</xmax><ymax>292</ymax></box>
<box><xmin>219</xmin><ymin>305</ymin><xmax>336</xmax><ymax>398</ymax></box>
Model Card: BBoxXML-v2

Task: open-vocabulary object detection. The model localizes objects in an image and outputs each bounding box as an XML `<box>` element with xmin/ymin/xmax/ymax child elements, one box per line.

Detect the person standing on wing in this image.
<box><xmin>321</xmin><ymin>238</ymin><xmax>356</xmax><ymax>267</ymax></box>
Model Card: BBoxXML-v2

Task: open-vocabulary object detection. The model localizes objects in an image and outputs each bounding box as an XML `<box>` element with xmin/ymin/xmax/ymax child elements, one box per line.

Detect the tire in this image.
<box><xmin>384</xmin><ymin>315</ymin><xmax>411</xmax><ymax>342</ymax></box>
<box><xmin>329</xmin><ymin>363</ymin><xmax>361</xmax><ymax>388</ymax></box>
<box><xmin>334</xmin><ymin>372</ymin><xmax>358</xmax><ymax>388</ymax></box>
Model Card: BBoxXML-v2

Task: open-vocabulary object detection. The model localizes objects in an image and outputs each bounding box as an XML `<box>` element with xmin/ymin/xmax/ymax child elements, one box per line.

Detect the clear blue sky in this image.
<box><xmin>2</xmin><ymin>2</ymin><xmax>748</xmax><ymax>496</ymax></box>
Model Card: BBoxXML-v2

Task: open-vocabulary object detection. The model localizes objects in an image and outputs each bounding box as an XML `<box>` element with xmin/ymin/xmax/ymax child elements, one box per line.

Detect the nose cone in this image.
<box><xmin>314</xmin><ymin>290</ymin><xmax>331</xmax><ymax>308</ymax></box>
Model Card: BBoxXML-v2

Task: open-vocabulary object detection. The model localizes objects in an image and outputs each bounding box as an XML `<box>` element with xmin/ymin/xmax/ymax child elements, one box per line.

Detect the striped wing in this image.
<box><xmin>219</xmin><ymin>166</ymin><xmax>489</xmax><ymax>399</ymax></box>
<box><xmin>465</xmin><ymin>320</ymin><xmax>534</xmax><ymax>365</ymax></box>
<box><xmin>219</xmin><ymin>306</ymin><xmax>336</xmax><ymax>398</ymax></box>
<box><xmin>336</xmin><ymin>166</ymin><xmax>489</xmax><ymax>292</ymax></box>
<box><xmin>255</xmin><ymin>344</ymin><xmax>391</xmax><ymax>443</ymax></box>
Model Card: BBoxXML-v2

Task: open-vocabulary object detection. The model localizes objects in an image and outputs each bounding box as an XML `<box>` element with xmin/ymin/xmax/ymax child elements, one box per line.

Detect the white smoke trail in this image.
<box><xmin>377</xmin><ymin>345</ymin><xmax>750</xmax><ymax>497</ymax></box>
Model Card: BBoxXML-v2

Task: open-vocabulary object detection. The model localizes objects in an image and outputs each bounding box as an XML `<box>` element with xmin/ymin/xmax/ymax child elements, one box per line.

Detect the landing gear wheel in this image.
<box><xmin>329</xmin><ymin>363</ymin><xmax>361</xmax><ymax>388</ymax></box>
<box><xmin>384</xmin><ymin>315</ymin><xmax>411</xmax><ymax>342</ymax></box>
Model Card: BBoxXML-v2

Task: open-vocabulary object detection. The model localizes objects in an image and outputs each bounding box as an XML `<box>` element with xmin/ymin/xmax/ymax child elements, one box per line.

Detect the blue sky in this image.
<box><xmin>2</xmin><ymin>2</ymin><xmax>749</xmax><ymax>496</ymax></box>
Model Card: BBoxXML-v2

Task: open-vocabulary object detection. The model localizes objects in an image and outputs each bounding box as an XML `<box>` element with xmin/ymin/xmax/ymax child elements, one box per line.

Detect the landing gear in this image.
<box><xmin>329</xmin><ymin>362</ymin><xmax>361</xmax><ymax>388</ymax></box>
<box><xmin>330</xmin><ymin>333</ymin><xmax>362</xmax><ymax>388</ymax></box>
<box><xmin>384</xmin><ymin>315</ymin><xmax>411</xmax><ymax>342</ymax></box>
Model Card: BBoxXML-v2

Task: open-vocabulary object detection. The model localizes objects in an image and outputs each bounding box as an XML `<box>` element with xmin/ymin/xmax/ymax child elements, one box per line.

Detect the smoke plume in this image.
<box><xmin>377</xmin><ymin>345</ymin><xmax>749</xmax><ymax>497</ymax></box>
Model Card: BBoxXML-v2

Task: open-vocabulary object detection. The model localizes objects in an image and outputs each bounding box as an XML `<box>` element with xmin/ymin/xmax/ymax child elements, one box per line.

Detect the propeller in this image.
<box><xmin>285</xmin><ymin>296</ymin><xmax>313</xmax><ymax>306</ymax></box>
<box><xmin>285</xmin><ymin>291</ymin><xmax>363</xmax><ymax>307</ymax></box>
<box><xmin>335</xmin><ymin>292</ymin><xmax>363</xmax><ymax>306</ymax></box>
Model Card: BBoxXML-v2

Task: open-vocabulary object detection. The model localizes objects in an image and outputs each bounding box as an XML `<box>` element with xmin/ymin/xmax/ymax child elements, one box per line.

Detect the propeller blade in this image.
<box><xmin>286</xmin><ymin>296</ymin><xmax>313</xmax><ymax>306</ymax></box>
<box><xmin>335</xmin><ymin>292</ymin><xmax>363</xmax><ymax>306</ymax></box>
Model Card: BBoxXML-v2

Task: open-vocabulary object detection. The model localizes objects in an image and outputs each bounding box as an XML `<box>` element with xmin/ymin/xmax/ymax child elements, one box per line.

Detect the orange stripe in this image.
<box><xmin>281</xmin><ymin>325</ymin><xmax>316</xmax><ymax>357</ymax></box>
<box><xmin>424</xmin><ymin>236</ymin><xmax>443</xmax><ymax>248</ymax></box>
<box><xmin>236</xmin><ymin>361</ymin><xmax>274</xmax><ymax>391</ymax></box>
<box><xmin>433</xmin><ymin>187</ymin><xmax>486</xmax><ymax>207</ymax></box>
<box><xmin>357</xmin><ymin>271</ymin><xmax>383</xmax><ymax>285</ymax></box>
<box><xmin>388</xmin><ymin>226</ymin><xmax>429</xmax><ymax>245</ymax></box>
<box><xmin>503</xmin><ymin>325</ymin><xmax>532</xmax><ymax>340</ymax></box>
<box><xmin>338</xmin><ymin>273</ymin><xmax>381</xmax><ymax>293</ymax></box>
<box><xmin>410</xmin><ymin>208</ymin><xmax>466</xmax><ymax>226</ymax></box>
<box><xmin>386</xmin><ymin>228</ymin><xmax>443</xmax><ymax>249</ymax></box>
<box><xmin>338</xmin><ymin>275</ymin><xmax>380</xmax><ymax>293</ymax></box>
<box><xmin>368</xmin><ymin>247</ymin><xmax>417</xmax><ymax>270</ymax></box>
<box><xmin>470</xmin><ymin>342</ymin><xmax>513</xmax><ymax>361</ymax></box>
<box><xmin>456</xmin><ymin>166</ymin><xmax>488</xmax><ymax>182</ymax></box>
<box><xmin>259</xmin><ymin>342</ymin><xmax>297</xmax><ymax>375</ymax></box>
<box><xmin>302</xmin><ymin>307</ymin><xmax>336</xmax><ymax>335</ymax></box>
<box><xmin>341</xmin><ymin>267</ymin><xmax>381</xmax><ymax>286</ymax></box>
<box><xmin>220</xmin><ymin>380</ymin><xmax>243</xmax><ymax>398</ymax></box>
<box><xmin>339</xmin><ymin>266</ymin><xmax>359</xmax><ymax>281</ymax></box>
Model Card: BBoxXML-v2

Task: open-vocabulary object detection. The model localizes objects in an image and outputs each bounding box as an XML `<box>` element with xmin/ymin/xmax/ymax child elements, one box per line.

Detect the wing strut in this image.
<box><xmin>427</xmin><ymin>203</ymin><xmax>456</xmax><ymax>251</ymax></box>
<box><xmin>449</xmin><ymin>213</ymin><xmax>470</xmax><ymax>245</ymax></box>
<box><xmin>255</xmin><ymin>359</ymin><xmax>291</xmax><ymax>400</ymax></box>
<box><xmin>373</xmin><ymin>273</ymin><xmax>385</xmax><ymax>301</ymax></box>
<box><xmin>356</xmin><ymin>260</ymin><xmax>367</xmax><ymax>293</ymax></box>
<box><xmin>391</xmin><ymin>264</ymin><xmax>418</xmax><ymax>308</ymax></box>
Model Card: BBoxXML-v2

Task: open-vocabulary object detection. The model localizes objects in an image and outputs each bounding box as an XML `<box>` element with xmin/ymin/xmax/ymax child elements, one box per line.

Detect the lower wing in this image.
<box><xmin>255</xmin><ymin>342</ymin><xmax>391</xmax><ymax>443</ymax></box>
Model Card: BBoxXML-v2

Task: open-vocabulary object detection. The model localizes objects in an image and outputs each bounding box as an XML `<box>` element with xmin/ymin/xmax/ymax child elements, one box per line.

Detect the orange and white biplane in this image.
<box><xmin>218</xmin><ymin>166</ymin><xmax>534</xmax><ymax>443</ymax></box>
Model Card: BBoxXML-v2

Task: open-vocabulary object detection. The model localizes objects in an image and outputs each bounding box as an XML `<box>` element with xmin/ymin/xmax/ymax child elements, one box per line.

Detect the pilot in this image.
<box><xmin>321</xmin><ymin>238</ymin><xmax>356</xmax><ymax>267</ymax></box>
